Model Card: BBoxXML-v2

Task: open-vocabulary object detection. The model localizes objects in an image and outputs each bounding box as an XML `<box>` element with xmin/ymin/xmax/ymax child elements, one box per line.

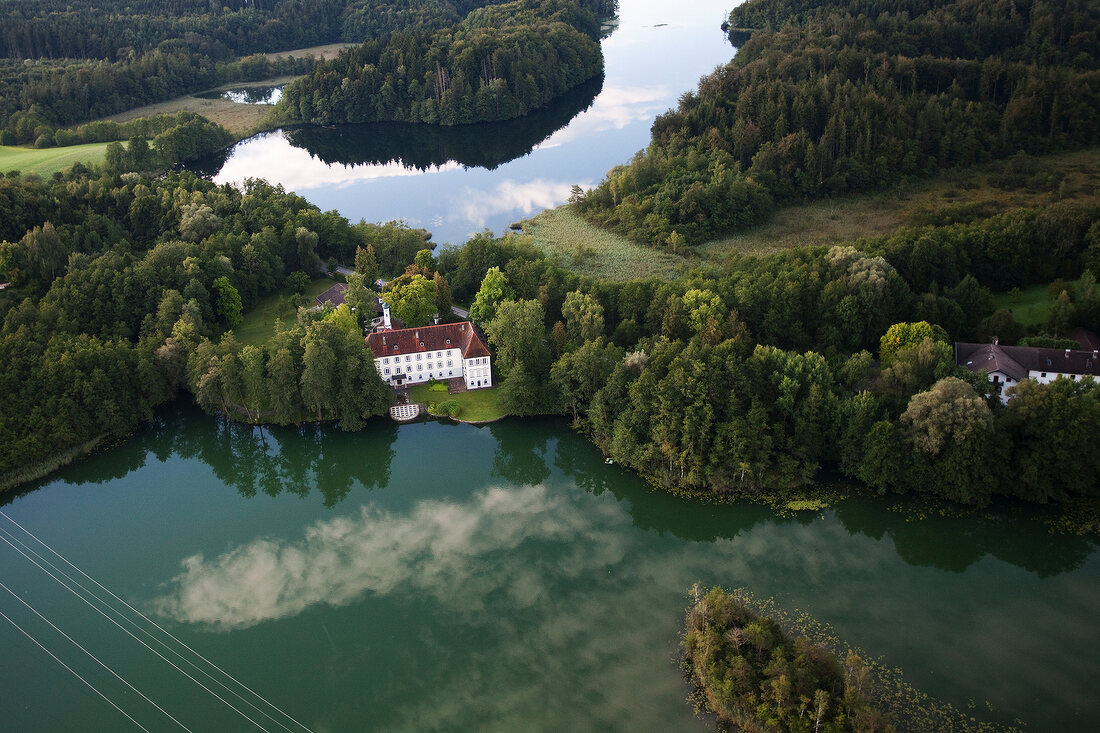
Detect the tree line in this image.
<box><xmin>0</xmin><ymin>0</ymin><xmax>559</xmax><ymax>144</ymax></box>
<box><xmin>3</xmin><ymin>159</ymin><xmax>1099</xmax><ymax>506</ymax></box>
<box><xmin>277</xmin><ymin>0</ymin><xmax>604</xmax><ymax>126</ymax></box>
<box><xmin>0</xmin><ymin>167</ymin><xmax>407</xmax><ymax>481</ymax></box>
<box><xmin>574</xmin><ymin>0</ymin><xmax>1100</xmax><ymax>247</ymax></box>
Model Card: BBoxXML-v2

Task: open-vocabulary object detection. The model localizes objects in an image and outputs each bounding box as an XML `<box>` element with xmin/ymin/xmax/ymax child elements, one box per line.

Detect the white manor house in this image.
<box><xmin>367</xmin><ymin>311</ymin><xmax>492</xmax><ymax>390</ymax></box>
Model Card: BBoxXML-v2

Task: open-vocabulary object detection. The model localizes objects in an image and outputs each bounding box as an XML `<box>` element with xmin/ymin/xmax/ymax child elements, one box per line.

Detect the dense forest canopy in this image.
<box><xmin>0</xmin><ymin>0</ymin><xmax>528</xmax><ymax>61</ymax></box>
<box><xmin>0</xmin><ymin>0</ymin><xmax>614</xmax><ymax>143</ymax></box>
<box><xmin>277</xmin><ymin>0</ymin><xmax>606</xmax><ymax>126</ymax></box>
<box><xmin>575</xmin><ymin>0</ymin><xmax>1100</xmax><ymax>246</ymax></box>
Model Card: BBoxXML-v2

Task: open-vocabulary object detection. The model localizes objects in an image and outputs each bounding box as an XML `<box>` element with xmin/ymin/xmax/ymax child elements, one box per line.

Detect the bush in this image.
<box><xmin>436</xmin><ymin>399</ymin><xmax>461</xmax><ymax>417</ymax></box>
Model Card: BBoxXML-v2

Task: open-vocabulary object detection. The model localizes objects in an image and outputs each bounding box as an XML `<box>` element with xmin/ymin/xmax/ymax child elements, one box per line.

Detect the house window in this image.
<box><xmin>416</xmin><ymin>353</ymin><xmax>421</xmax><ymax>360</ymax></box>
<box><xmin>1041</xmin><ymin>372</ymin><xmax>1047</xmax><ymax>378</ymax></box>
<box><xmin>405</xmin><ymin>355</ymin><xmax>410</xmax><ymax>362</ymax></box>
<box><xmin>384</xmin><ymin>368</ymin><xmax>390</xmax><ymax>375</ymax></box>
<box><xmin>427</xmin><ymin>362</ymin><xmax>433</xmax><ymax>370</ymax></box>
<box><xmin>417</xmin><ymin>364</ymin><xmax>423</xmax><ymax>371</ymax></box>
<box><xmin>447</xmin><ymin>360</ymin><xmax>452</xmax><ymax>366</ymax></box>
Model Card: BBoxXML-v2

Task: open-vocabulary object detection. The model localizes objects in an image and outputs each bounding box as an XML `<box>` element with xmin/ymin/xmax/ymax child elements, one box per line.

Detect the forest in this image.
<box><xmin>0</xmin><ymin>0</ymin><xmax>571</xmax><ymax>144</ymax></box>
<box><xmin>3</xmin><ymin>149</ymin><xmax>1100</xmax><ymax>504</ymax></box>
<box><xmin>574</xmin><ymin>0</ymin><xmax>1100</xmax><ymax>246</ymax></box>
<box><xmin>277</xmin><ymin>0</ymin><xmax>605</xmax><ymax>126</ymax></box>
<box><xmin>0</xmin><ymin>167</ymin><xmax>429</xmax><ymax>485</ymax></box>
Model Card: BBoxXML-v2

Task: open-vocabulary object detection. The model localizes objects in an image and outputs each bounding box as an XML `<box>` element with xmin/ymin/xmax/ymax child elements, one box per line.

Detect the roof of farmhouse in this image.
<box><xmin>956</xmin><ymin>342</ymin><xmax>1100</xmax><ymax>382</ymax></box>
<box><xmin>314</xmin><ymin>282</ymin><xmax>348</xmax><ymax>307</ymax></box>
<box><xmin>366</xmin><ymin>322</ymin><xmax>490</xmax><ymax>360</ymax></box>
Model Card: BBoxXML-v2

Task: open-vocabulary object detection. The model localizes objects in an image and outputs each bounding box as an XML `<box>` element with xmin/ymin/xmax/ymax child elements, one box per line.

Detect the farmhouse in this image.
<box><xmin>366</xmin><ymin>317</ymin><xmax>492</xmax><ymax>390</ymax></box>
<box><xmin>956</xmin><ymin>341</ymin><xmax>1100</xmax><ymax>403</ymax></box>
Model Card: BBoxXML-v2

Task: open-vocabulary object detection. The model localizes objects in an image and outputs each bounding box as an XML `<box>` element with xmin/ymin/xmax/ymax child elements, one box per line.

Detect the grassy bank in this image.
<box><xmin>701</xmin><ymin>147</ymin><xmax>1100</xmax><ymax>260</ymax></box>
<box><xmin>518</xmin><ymin>207</ymin><xmax>686</xmax><ymax>281</ymax></box>
<box><xmin>101</xmin><ymin>78</ymin><xmax>295</xmax><ymax>138</ymax></box>
<box><xmin>410</xmin><ymin>383</ymin><xmax>508</xmax><ymax>422</ymax></box>
<box><xmin>0</xmin><ymin>142</ymin><xmax>118</xmax><ymax>176</ymax></box>
<box><xmin>531</xmin><ymin>148</ymin><xmax>1100</xmax><ymax>280</ymax></box>
<box><xmin>235</xmin><ymin>277</ymin><xmax>335</xmax><ymax>347</ymax></box>
<box><xmin>99</xmin><ymin>44</ymin><xmax>355</xmax><ymax>138</ymax></box>
<box><xmin>0</xmin><ymin>435</ymin><xmax>106</xmax><ymax>494</ymax></box>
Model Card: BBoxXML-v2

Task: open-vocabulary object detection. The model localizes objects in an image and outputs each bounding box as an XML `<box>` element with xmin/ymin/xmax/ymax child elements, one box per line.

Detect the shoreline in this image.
<box><xmin>0</xmin><ymin>434</ymin><xmax>106</xmax><ymax>496</ymax></box>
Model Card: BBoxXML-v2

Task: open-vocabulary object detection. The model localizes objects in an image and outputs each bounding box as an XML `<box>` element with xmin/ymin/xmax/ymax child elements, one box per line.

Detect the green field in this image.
<box><xmin>991</xmin><ymin>280</ymin><xmax>1080</xmax><ymax>328</ymax></box>
<box><xmin>528</xmin><ymin>148</ymin><xmax>1100</xmax><ymax>280</ymax></box>
<box><xmin>0</xmin><ymin>142</ymin><xmax>116</xmax><ymax>176</ymax></box>
<box><xmin>518</xmin><ymin>207</ymin><xmax>687</xmax><ymax>281</ymax></box>
<box><xmin>410</xmin><ymin>383</ymin><xmax>508</xmax><ymax>422</ymax></box>
<box><xmin>235</xmin><ymin>278</ymin><xmax>336</xmax><ymax>346</ymax></box>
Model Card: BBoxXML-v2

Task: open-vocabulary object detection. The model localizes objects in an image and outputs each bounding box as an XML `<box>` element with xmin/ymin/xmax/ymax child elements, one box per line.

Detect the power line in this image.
<box><xmin>0</xmin><ymin>531</ymin><xmax>274</xmax><ymax>733</ymax></box>
<box><xmin>0</xmin><ymin>524</ymin><xmax>303</xmax><ymax>733</ymax></box>
<box><xmin>0</xmin><ymin>579</ymin><xmax>192</xmax><ymax>731</ymax></box>
<box><xmin>0</xmin><ymin>510</ymin><xmax>313</xmax><ymax>733</ymax></box>
<box><xmin>0</xmin><ymin>606</ymin><xmax>150</xmax><ymax>732</ymax></box>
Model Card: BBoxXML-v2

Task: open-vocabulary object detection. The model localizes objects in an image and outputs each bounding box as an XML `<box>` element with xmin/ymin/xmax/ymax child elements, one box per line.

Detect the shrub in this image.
<box><xmin>436</xmin><ymin>399</ymin><xmax>461</xmax><ymax>417</ymax></box>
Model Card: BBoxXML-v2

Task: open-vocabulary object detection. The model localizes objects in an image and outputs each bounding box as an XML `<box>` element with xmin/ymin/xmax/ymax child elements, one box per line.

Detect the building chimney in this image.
<box><xmin>1066</xmin><ymin>348</ymin><xmax>1071</xmax><ymax>358</ymax></box>
<box><xmin>993</xmin><ymin>337</ymin><xmax>998</xmax><ymax>346</ymax></box>
<box><xmin>415</xmin><ymin>330</ymin><xmax>419</xmax><ymax>340</ymax></box>
<box><xmin>382</xmin><ymin>335</ymin><xmax>386</xmax><ymax>346</ymax></box>
<box><xmin>383</xmin><ymin>303</ymin><xmax>392</xmax><ymax>330</ymax></box>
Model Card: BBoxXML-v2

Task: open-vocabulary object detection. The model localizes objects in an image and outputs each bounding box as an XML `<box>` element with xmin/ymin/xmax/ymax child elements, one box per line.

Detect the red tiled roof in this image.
<box><xmin>367</xmin><ymin>322</ymin><xmax>490</xmax><ymax>360</ymax></box>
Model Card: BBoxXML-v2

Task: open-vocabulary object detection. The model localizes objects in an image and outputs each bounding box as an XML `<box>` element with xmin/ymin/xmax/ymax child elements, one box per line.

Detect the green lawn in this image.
<box><xmin>0</xmin><ymin>142</ymin><xmax>117</xmax><ymax>176</ymax></box>
<box><xmin>235</xmin><ymin>278</ymin><xmax>335</xmax><ymax>346</ymax></box>
<box><xmin>409</xmin><ymin>383</ymin><xmax>508</xmax><ymax>422</ymax></box>
<box><xmin>991</xmin><ymin>279</ymin><xmax>1079</xmax><ymax>328</ymax></box>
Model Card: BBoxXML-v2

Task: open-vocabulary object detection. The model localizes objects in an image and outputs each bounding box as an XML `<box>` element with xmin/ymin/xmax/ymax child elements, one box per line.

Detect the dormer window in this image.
<box><xmin>445</xmin><ymin>338</ymin><xmax>450</xmax><ymax>345</ymax></box>
<box><xmin>420</xmin><ymin>341</ymin><xmax>425</xmax><ymax>347</ymax></box>
<box><xmin>393</xmin><ymin>345</ymin><xmax>398</xmax><ymax>351</ymax></box>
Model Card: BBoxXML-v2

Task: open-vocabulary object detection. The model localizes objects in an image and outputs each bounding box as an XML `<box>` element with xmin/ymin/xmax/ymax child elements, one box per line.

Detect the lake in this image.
<box><xmin>1</xmin><ymin>406</ymin><xmax>1098</xmax><ymax>731</ymax></box>
<box><xmin>203</xmin><ymin>0</ymin><xmax>740</xmax><ymax>245</ymax></box>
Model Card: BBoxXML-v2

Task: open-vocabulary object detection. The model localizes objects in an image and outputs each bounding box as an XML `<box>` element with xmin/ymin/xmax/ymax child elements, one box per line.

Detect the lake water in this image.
<box><xmin>1</xmin><ymin>406</ymin><xmax>1098</xmax><ymax>731</ymax></box>
<box><xmin>195</xmin><ymin>86</ymin><xmax>284</xmax><ymax>105</ymax></box>
<box><xmin>204</xmin><ymin>0</ymin><xmax>739</xmax><ymax>245</ymax></box>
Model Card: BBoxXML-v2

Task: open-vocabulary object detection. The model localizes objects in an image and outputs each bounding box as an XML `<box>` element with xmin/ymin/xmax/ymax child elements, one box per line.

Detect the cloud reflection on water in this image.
<box><xmin>154</xmin><ymin>484</ymin><xmax>624</xmax><ymax>630</ymax></box>
<box><xmin>214</xmin><ymin>132</ymin><xmax>463</xmax><ymax>191</ymax></box>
